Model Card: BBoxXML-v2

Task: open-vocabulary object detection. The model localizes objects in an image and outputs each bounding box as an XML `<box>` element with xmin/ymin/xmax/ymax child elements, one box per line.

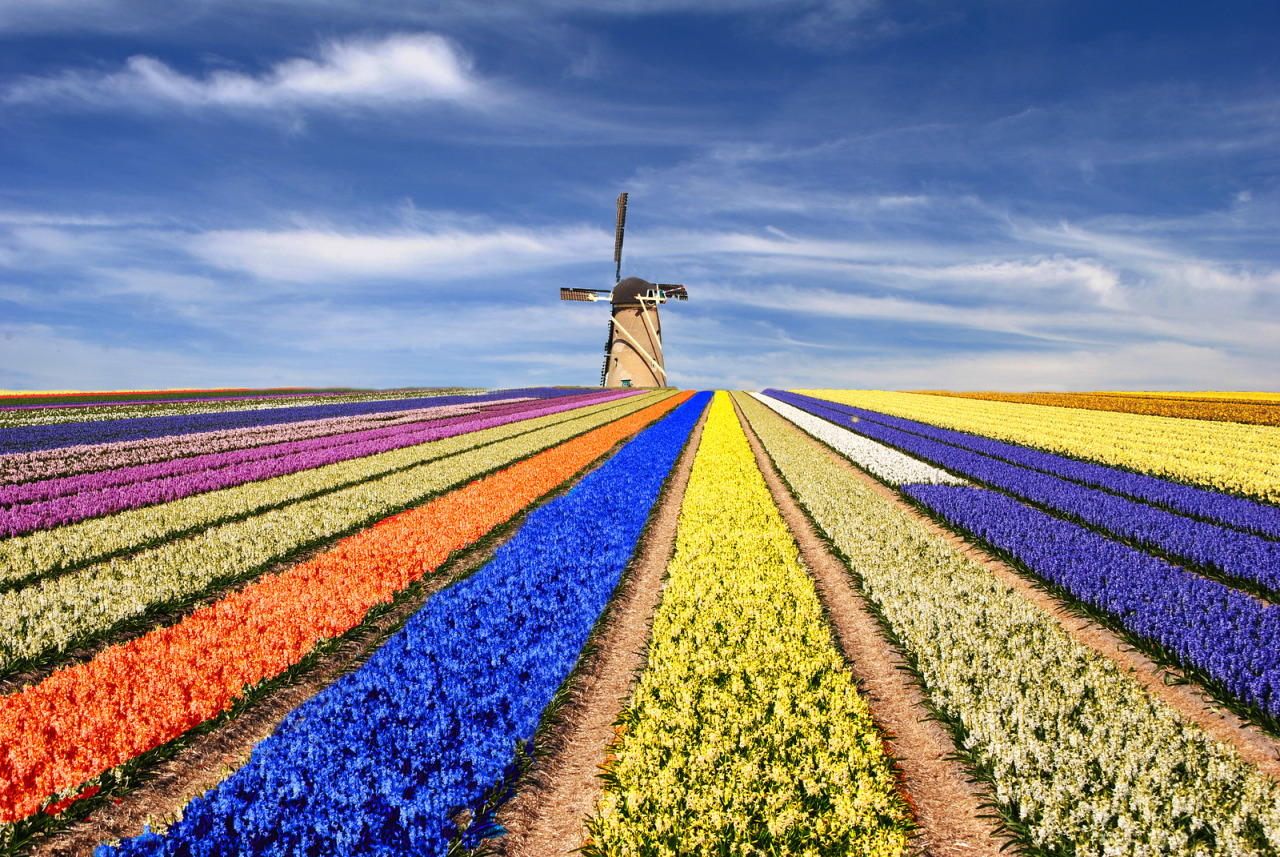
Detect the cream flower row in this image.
<box><xmin>749</xmin><ymin>392</ymin><xmax>964</xmax><ymax>486</ymax></box>
<box><xmin>737</xmin><ymin>392</ymin><xmax>1280</xmax><ymax>857</ymax></box>
<box><xmin>0</xmin><ymin>395</ymin><xmax>653</xmax><ymax>589</ymax></box>
<box><xmin>801</xmin><ymin>389</ymin><xmax>1280</xmax><ymax>503</ymax></box>
<box><xmin>587</xmin><ymin>393</ymin><xmax>912</xmax><ymax>857</ymax></box>
<box><xmin>0</xmin><ymin>394</ymin><xmax>665</xmax><ymax>674</ymax></box>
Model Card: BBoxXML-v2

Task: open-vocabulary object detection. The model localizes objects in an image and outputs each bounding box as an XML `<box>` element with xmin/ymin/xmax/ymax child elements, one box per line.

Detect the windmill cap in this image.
<box><xmin>611</xmin><ymin>277</ymin><xmax>654</xmax><ymax>305</ymax></box>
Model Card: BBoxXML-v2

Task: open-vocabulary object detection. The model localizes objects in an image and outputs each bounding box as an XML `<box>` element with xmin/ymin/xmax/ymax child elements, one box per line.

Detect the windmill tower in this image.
<box><xmin>559</xmin><ymin>193</ymin><xmax>688</xmax><ymax>388</ymax></box>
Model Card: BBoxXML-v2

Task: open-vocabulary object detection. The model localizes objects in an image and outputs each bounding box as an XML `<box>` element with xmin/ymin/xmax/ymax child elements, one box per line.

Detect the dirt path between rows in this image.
<box><xmin>731</xmin><ymin>393</ymin><xmax>1009</xmax><ymax>857</ymax></box>
<box><xmin>28</xmin><ymin>428</ymin><xmax>663</xmax><ymax>857</ymax></box>
<box><xmin>742</xmin><ymin>394</ymin><xmax>1280</xmax><ymax>783</ymax></box>
<box><xmin>494</xmin><ymin>403</ymin><xmax>708</xmax><ymax>857</ymax></box>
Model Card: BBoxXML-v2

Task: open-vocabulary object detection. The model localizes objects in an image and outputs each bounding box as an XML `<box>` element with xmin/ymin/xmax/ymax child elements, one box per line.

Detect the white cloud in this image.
<box><xmin>188</xmin><ymin>224</ymin><xmax>608</xmax><ymax>282</ymax></box>
<box><xmin>4</xmin><ymin>31</ymin><xmax>483</xmax><ymax>110</ymax></box>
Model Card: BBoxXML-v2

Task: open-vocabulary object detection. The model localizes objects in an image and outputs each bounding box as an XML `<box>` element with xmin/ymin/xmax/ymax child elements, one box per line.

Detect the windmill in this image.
<box><xmin>559</xmin><ymin>193</ymin><xmax>688</xmax><ymax>388</ymax></box>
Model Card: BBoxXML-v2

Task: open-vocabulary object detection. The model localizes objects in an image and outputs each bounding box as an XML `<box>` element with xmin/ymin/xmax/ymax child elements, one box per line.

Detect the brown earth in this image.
<box><xmin>731</xmin><ymin>392</ymin><xmax>1010</xmax><ymax>857</ymax></box>
<box><xmin>494</xmin><ymin>400</ymin><xmax>708</xmax><ymax>856</ymax></box>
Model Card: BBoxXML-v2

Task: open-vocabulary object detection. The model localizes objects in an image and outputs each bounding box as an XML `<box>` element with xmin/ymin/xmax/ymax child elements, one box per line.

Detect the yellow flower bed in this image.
<box><xmin>913</xmin><ymin>390</ymin><xmax>1280</xmax><ymax>426</ymax></box>
<box><xmin>802</xmin><ymin>389</ymin><xmax>1280</xmax><ymax>502</ymax></box>
<box><xmin>587</xmin><ymin>392</ymin><xmax>912</xmax><ymax>857</ymax></box>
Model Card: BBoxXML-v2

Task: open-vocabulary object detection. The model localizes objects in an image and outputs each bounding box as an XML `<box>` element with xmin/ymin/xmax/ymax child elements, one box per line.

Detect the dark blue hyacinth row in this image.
<box><xmin>765</xmin><ymin>390</ymin><xmax>1280</xmax><ymax>595</ymax></box>
<box><xmin>763</xmin><ymin>389</ymin><xmax>1280</xmax><ymax>540</ymax></box>
<box><xmin>902</xmin><ymin>484</ymin><xmax>1280</xmax><ymax>720</ymax></box>
<box><xmin>0</xmin><ymin>388</ymin><xmax>581</xmax><ymax>455</ymax></box>
<box><xmin>98</xmin><ymin>390</ymin><xmax>712</xmax><ymax>857</ymax></box>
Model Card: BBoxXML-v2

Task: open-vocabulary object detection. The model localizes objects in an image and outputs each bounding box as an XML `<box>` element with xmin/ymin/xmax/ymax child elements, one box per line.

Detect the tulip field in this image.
<box><xmin>1</xmin><ymin>386</ymin><xmax>1279</xmax><ymax>856</ymax></box>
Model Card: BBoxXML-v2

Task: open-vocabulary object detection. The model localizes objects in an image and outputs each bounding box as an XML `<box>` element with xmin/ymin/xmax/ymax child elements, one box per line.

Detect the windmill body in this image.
<box><xmin>603</xmin><ymin>277</ymin><xmax>666</xmax><ymax>388</ymax></box>
<box><xmin>559</xmin><ymin>194</ymin><xmax>688</xmax><ymax>388</ymax></box>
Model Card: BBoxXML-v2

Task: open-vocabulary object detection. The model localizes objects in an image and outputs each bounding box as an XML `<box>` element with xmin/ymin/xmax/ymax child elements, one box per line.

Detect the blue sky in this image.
<box><xmin>1</xmin><ymin>1</ymin><xmax>1277</xmax><ymax>391</ymax></box>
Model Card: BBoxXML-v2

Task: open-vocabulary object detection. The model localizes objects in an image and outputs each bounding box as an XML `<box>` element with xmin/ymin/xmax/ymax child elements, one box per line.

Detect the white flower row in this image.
<box><xmin>737</xmin><ymin>393</ymin><xmax>1280</xmax><ymax>857</ymax></box>
<box><xmin>750</xmin><ymin>392</ymin><xmax>965</xmax><ymax>486</ymax></box>
<box><xmin>0</xmin><ymin>388</ymin><xmax>485</xmax><ymax>429</ymax></box>
<box><xmin>0</xmin><ymin>394</ymin><xmax>666</xmax><ymax>672</ymax></box>
<box><xmin>0</xmin><ymin>396</ymin><xmax>646</xmax><ymax>588</ymax></box>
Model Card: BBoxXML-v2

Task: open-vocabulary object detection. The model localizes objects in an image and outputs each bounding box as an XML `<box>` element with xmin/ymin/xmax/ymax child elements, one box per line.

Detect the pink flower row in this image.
<box><xmin>0</xmin><ymin>398</ymin><xmax>530</xmax><ymax>487</ymax></box>
<box><xmin>0</xmin><ymin>391</ymin><xmax>636</xmax><ymax>537</ymax></box>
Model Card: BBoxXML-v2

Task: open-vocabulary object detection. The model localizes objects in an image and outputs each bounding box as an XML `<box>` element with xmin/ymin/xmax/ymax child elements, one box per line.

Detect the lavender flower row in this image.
<box><xmin>772</xmin><ymin>390</ymin><xmax>1280</xmax><ymax>540</ymax></box>
<box><xmin>768</xmin><ymin>390</ymin><xmax>1280</xmax><ymax>594</ymax></box>
<box><xmin>0</xmin><ymin>392</ymin><xmax>637</xmax><ymax>537</ymax></box>
<box><xmin>0</xmin><ymin>398</ymin><xmax>530</xmax><ymax>487</ymax></box>
<box><xmin>0</xmin><ymin>387</ymin><xmax>579</xmax><ymax>455</ymax></box>
<box><xmin>0</xmin><ymin>397</ymin><xmax>541</xmax><ymax>505</ymax></box>
<box><xmin>904</xmin><ymin>483</ymin><xmax>1280</xmax><ymax>720</ymax></box>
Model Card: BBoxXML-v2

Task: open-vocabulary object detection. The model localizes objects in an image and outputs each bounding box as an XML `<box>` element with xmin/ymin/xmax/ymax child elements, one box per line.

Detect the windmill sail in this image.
<box><xmin>613</xmin><ymin>192</ymin><xmax>628</xmax><ymax>284</ymax></box>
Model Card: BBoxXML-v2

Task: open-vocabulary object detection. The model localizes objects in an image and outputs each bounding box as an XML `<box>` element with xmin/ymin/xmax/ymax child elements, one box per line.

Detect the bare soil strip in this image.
<box><xmin>730</xmin><ymin>393</ymin><xmax>1009</xmax><ymax>857</ymax></box>
<box><xmin>27</xmin><ymin>429</ymin><xmax>662</xmax><ymax>857</ymax></box>
<box><xmin>494</xmin><ymin>404</ymin><xmax>709</xmax><ymax>857</ymax></box>
<box><xmin>749</xmin><ymin>395</ymin><xmax>1280</xmax><ymax>782</ymax></box>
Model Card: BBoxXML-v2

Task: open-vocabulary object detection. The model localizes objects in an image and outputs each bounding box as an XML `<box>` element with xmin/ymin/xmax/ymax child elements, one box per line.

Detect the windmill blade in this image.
<box><xmin>599</xmin><ymin>318</ymin><xmax>615</xmax><ymax>386</ymax></box>
<box><xmin>613</xmin><ymin>192</ymin><xmax>628</xmax><ymax>284</ymax></box>
<box><xmin>560</xmin><ymin>287</ymin><xmax>606</xmax><ymax>302</ymax></box>
<box><xmin>657</xmin><ymin>284</ymin><xmax>688</xmax><ymax>301</ymax></box>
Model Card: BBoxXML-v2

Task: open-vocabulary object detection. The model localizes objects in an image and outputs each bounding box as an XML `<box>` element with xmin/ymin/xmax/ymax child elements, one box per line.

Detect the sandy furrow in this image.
<box><xmin>730</xmin><ymin>392</ymin><xmax>1008</xmax><ymax>857</ymax></box>
<box><xmin>745</xmin><ymin>393</ymin><xmax>1280</xmax><ymax>782</ymax></box>
<box><xmin>494</xmin><ymin>402</ymin><xmax>709</xmax><ymax>857</ymax></box>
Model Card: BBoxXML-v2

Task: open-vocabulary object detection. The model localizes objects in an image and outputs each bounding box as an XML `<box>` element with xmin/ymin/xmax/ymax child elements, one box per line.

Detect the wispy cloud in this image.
<box><xmin>4</xmin><ymin>31</ymin><xmax>484</xmax><ymax>110</ymax></box>
<box><xmin>188</xmin><ymin>223</ymin><xmax>608</xmax><ymax>282</ymax></box>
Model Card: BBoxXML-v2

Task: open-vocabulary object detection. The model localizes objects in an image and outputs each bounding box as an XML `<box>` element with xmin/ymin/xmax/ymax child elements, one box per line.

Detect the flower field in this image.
<box><xmin>1</xmin><ymin>384</ymin><xmax>1278</xmax><ymax>856</ymax></box>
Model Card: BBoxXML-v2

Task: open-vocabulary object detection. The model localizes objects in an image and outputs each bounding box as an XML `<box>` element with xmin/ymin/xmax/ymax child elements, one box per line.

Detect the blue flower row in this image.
<box><xmin>0</xmin><ymin>388</ymin><xmax>578</xmax><ymax>455</ymax></box>
<box><xmin>98</xmin><ymin>390</ymin><xmax>712</xmax><ymax>857</ymax></box>
<box><xmin>765</xmin><ymin>389</ymin><xmax>1280</xmax><ymax>540</ymax></box>
<box><xmin>902</xmin><ymin>483</ymin><xmax>1280</xmax><ymax>721</ymax></box>
<box><xmin>766</xmin><ymin>390</ymin><xmax>1280</xmax><ymax>594</ymax></box>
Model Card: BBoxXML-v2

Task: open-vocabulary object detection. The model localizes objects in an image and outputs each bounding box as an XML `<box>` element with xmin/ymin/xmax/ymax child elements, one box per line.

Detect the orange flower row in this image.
<box><xmin>0</xmin><ymin>392</ymin><xmax>691</xmax><ymax>824</ymax></box>
<box><xmin>914</xmin><ymin>390</ymin><xmax>1280</xmax><ymax>426</ymax></box>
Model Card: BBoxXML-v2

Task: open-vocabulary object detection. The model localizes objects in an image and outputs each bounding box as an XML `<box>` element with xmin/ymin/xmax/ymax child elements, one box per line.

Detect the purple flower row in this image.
<box><xmin>904</xmin><ymin>483</ymin><xmax>1280</xmax><ymax>720</ymax></box>
<box><xmin>0</xmin><ymin>397</ymin><xmax>539</xmax><ymax>506</ymax></box>
<box><xmin>0</xmin><ymin>399</ymin><xmax>530</xmax><ymax>487</ymax></box>
<box><xmin>774</xmin><ymin>390</ymin><xmax>1280</xmax><ymax>540</ymax></box>
<box><xmin>0</xmin><ymin>389</ymin><xmax>368</xmax><ymax>411</ymax></box>
<box><xmin>0</xmin><ymin>391</ymin><xmax>637</xmax><ymax>537</ymax></box>
<box><xmin>0</xmin><ymin>387</ymin><xmax>580</xmax><ymax>455</ymax></box>
<box><xmin>767</xmin><ymin>390</ymin><xmax>1280</xmax><ymax>595</ymax></box>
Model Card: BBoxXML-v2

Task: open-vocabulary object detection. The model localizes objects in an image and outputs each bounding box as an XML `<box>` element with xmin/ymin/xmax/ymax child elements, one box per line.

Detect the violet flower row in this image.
<box><xmin>0</xmin><ymin>391</ymin><xmax>637</xmax><ymax>537</ymax></box>
<box><xmin>775</xmin><ymin>390</ymin><xmax>1280</xmax><ymax>540</ymax></box>
<box><xmin>0</xmin><ymin>398</ymin><xmax>528</xmax><ymax>487</ymax></box>
<box><xmin>0</xmin><ymin>388</ymin><xmax>414</xmax><ymax>412</ymax></box>
<box><xmin>0</xmin><ymin>397</ymin><xmax>538</xmax><ymax>505</ymax></box>
<box><xmin>768</xmin><ymin>390</ymin><xmax>1280</xmax><ymax>595</ymax></box>
<box><xmin>904</xmin><ymin>483</ymin><xmax>1280</xmax><ymax>721</ymax></box>
<box><xmin>0</xmin><ymin>387</ymin><xmax>577</xmax><ymax>455</ymax></box>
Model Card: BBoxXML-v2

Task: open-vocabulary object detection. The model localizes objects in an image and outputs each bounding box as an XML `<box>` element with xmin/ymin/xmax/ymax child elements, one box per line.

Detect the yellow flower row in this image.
<box><xmin>913</xmin><ymin>390</ymin><xmax>1280</xmax><ymax>426</ymax></box>
<box><xmin>587</xmin><ymin>392</ymin><xmax>912</xmax><ymax>857</ymax></box>
<box><xmin>801</xmin><ymin>389</ymin><xmax>1280</xmax><ymax>502</ymax></box>
<box><xmin>736</xmin><ymin>392</ymin><xmax>1280</xmax><ymax>855</ymax></box>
